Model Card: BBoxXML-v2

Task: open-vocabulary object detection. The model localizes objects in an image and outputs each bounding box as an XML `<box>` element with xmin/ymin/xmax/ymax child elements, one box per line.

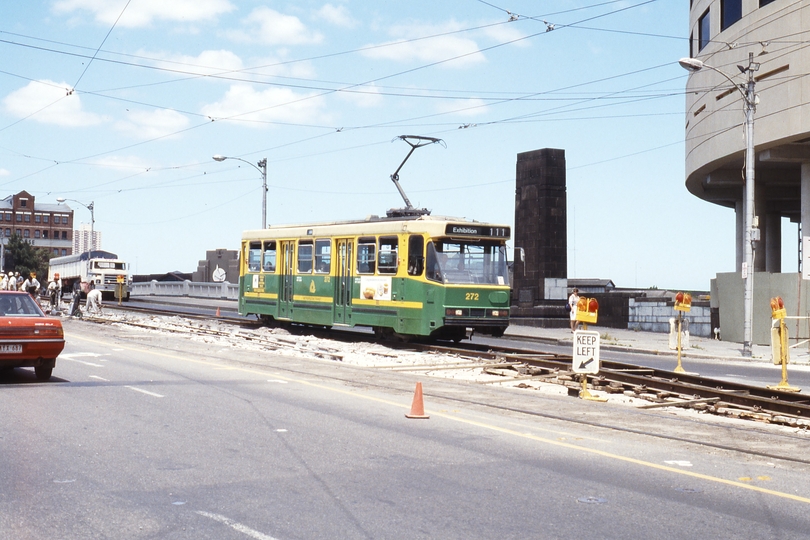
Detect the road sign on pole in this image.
<box><xmin>573</xmin><ymin>330</ymin><xmax>600</xmax><ymax>374</ymax></box>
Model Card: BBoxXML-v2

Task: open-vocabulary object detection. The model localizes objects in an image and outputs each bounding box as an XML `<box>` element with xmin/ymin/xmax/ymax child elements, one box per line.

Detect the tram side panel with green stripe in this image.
<box><xmin>239</xmin><ymin>216</ymin><xmax>510</xmax><ymax>340</ymax></box>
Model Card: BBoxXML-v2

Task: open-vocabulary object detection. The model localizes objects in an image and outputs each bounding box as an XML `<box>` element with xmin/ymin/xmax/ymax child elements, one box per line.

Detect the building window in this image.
<box><xmin>34</xmin><ymin>230</ymin><xmax>40</xmax><ymax>238</ymax></box>
<box><xmin>15</xmin><ymin>214</ymin><xmax>21</xmax><ymax>222</ymax></box>
<box><xmin>20</xmin><ymin>199</ymin><xmax>27</xmax><ymax>207</ymax></box>
<box><xmin>760</xmin><ymin>0</ymin><xmax>776</xmax><ymax>6</ymax></box>
<box><xmin>3</xmin><ymin>214</ymin><xmax>9</xmax><ymax>222</ymax></box>
<box><xmin>721</xmin><ymin>0</ymin><xmax>742</xmax><ymax>31</ymax></box>
<box><xmin>61</xmin><ymin>249</ymin><xmax>67</xmax><ymax>256</ymax></box>
<box><xmin>35</xmin><ymin>214</ymin><xmax>41</xmax><ymax>223</ymax></box>
<box><xmin>54</xmin><ymin>248</ymin><xmax>59</xmax><ymax>255</ymax></box>
<box><xmin>4</xmin><ymin>229</ymin><xmax>9</xmax><ymax>237</ymax></box>
<box><xmin>23</xmin><ymin>230</ymin><xmax>29</xmax><ymax>238</ymax></box>
<box><xmin>62</xmin><ymin>231</ymin><xmax>67</xmax><ymax>240</ymax></box>
<box><xmin>43</xmin><ymin>215</ymin><xmax>49</xmax><ymax>223</ymax></box>
<box><xmin>42</xmin><ymin>230</ymin><xmax>48</xmax><ymax>239</ymax></box>
<box><xmin>24</xmin><ymin>214</ymin><xmax>30</xmax><ymax>222</ymax></box>
<box><xmin>16</xmin><ymin>229</ymin><xmax>21</xmax><ymax>236</ymax></box>
<box><xmin>698</xmin><ymin>9</ymin><xmax>710</xmax><ymax>51</ymax></box>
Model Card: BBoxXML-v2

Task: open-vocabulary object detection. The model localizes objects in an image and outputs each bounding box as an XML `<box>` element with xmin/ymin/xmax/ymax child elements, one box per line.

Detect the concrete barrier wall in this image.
<box><xmin>130</xmin><ymin>280</ymin><xmax>238</xmax><ymax>300</ymax></box>
<box><xmin>628</xmin><ymin>298</ymin><xmax>711</xmax><ymax>337</ymax></box>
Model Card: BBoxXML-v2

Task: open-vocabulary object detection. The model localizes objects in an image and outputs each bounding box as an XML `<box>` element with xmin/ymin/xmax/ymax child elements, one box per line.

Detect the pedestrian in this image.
<box><xmin>568</xmin><ymin>288</ymin><xmax>580</xmax><ymax>332</ymax></box>
<box><xmin>86</xmin><ymin>288</ymin><xmax>103</xmax><ymax>315</ymax></box>
<box><xmin>7</xmin><ymin>272</ymin><xmax>17</xmax><ymax>291</ymax></box>
<box><xmin>15</xmin><ymin>272</ymin><xmax>22</xmax><ymax>291</ymax></box>
<box><xmin>22</xmin><ymin>272</ymin><xmax>41</xmax><ymax>301</ymax></box>
<box><xmin>68</xmin><ymin>280</ymin><xmax>82</xmax><ymax>317</ymax></box>
<box><xmin>47</xmin><ymin>279</ymin><xmax>60</xmax><ymax>311</ymax></box>
<box><xmin>0</xmin><ymin>273</ymin><xmax>6</xmax><ymax>291</ymax></box>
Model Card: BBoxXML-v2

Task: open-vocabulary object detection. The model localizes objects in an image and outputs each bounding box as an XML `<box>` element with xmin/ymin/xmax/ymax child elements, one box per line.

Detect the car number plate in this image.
<box><xmin>0</xmin><ymin>344</ymin><xmax>22</xmax><ymax>353</ymax></box>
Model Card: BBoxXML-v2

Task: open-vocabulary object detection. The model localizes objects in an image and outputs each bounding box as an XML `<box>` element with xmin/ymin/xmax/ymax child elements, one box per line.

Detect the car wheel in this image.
<box><xmin>35</xmin><ymin>365</ymin><xmax>53</xmax><ymax>381</ymax></box>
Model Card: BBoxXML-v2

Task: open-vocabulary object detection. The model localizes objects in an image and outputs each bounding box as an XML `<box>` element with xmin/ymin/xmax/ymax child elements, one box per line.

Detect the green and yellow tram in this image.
<box><xmin>239</xmin><ymin>215</ymin><xmax>511</xmax><ymax>340</ymax></box>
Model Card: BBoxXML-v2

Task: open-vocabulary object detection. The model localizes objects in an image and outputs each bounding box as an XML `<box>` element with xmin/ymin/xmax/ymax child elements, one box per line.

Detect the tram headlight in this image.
<box><xmin>446</xmin><ymin>308</ymin><xmax>465</xmax><ymax>316</ymax></box>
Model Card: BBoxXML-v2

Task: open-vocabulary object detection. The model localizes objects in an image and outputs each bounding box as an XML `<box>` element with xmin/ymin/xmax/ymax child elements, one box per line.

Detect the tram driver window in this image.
<box><xmin>248</xmin><ymin>242</ymin><xmax>262</xmax><ymax>272</ymax></box>
<box><xmin>314</xmin><ymin>239</ymin><xmax>331</xmax><ymax>274</ymax></box>
<box><xmin>263</xmin><ymin>241</ymin><xmax>276</xmax><ymax>272</ymax></box>
<box><xmin>378</xmin><ymin>236</ymin><xmax>398</xmax><ymax>274</ymax></box>
<box><xmin>357</xmin><ymin>238</ymin><xmax>376</xmax><ymax>274</ymax></box>
<box><xmin>297</xmin><ymin>241</ymin><xmax>313</xmax><ymax>273</ymax></box>
<box><xmin>425</xmin><ymin>242</ymin><xmax>441</xmax><ymax>282</ymax></box>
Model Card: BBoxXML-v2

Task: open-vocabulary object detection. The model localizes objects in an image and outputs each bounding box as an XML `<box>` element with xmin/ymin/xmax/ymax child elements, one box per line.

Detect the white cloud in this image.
<box><xmin>141</xmin><ymin>49</ymin><xmax>245</xmax><ymax>77</ymax></box>
<box><xmin>3</xmin><ymin>80</ymin><xmax>104</xmax><ymax>127</ymax></box>
<box><xmin>0</xmin><ymin>169</ymin><xmax>9</xmax><ymax>177</ymax></box>
<box><xmin>115</xmin><ymin>108</ymin><xmax>190</xmax><ymax>139</ymax></box>
<box><xmin>201</xmin><ymin>84</ymin><xmax>327</xmax><ymax>125</ymax></box>
<box><xmin>52</xmin><ymin>0</ymin><xmax>235</xmax><ymax>28</ymax></box>
<box><xmin>225</xmin><ymin>7</ymin><xmax>323</xmax><ymax>45</ymax></box>
<box><xmin>337</xmin><ymin>84</ymin><xmax>383</xmax><ymax>108</ymax></box>
<box><xmin>481</xmin><ymin>23</ymin><xmax>530</xmax><ymax>47</ymax></box>
<box><xmin>435</xmin><ymin>98</ymin><xmax>488</xmax><ymax>117</ymax></box>
<box><xmin>362</xmin><ymin>22</ymin><xmax>485</xmax><ymax>68</ymax></box>
<box><xmin>315</xmin><ymin>4</ymin><xmax>357</xmax><ymax>28</ymax></box>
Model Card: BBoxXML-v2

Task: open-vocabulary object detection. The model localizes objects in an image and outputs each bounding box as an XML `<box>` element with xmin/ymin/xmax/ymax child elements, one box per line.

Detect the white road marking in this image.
<box><xmin>664</xmin><ymin>460</ymin><xmax>693</xmax><ymax>467</ymax></box>
<box><xmin>275</xmin><ymin>429</ymin><xmax>287</xmax><ymax>433</ymax></box>
<box><xmin>89</xmin><ymin>375</ymin><xmax>109</xmax><ymax>382</ymax></box>
<box><xmin>59</xmin><ymin>355</ymin><xmax>105</xmax><ymax>367</ymax></box>
<box><xmin>267</xmin><ymin>380</ymin><xmax>288</xmax><ymax>384</ymax></box>
<box><xmin>124</xmin><ymin>386</ymin><xmax>164</xmax><ymax>398</ymax></box>
<box><xmin>195</xmin><ymin>511</ymin><xmax>279</xmax><ymax>540</ymax></box>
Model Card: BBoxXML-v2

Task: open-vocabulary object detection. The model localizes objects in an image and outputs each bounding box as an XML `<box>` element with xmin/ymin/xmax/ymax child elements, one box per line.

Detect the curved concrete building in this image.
<box><xmin>684</xmin><ymin>0</ymin><xmax>810</xmax><ymax>272</ymax></box>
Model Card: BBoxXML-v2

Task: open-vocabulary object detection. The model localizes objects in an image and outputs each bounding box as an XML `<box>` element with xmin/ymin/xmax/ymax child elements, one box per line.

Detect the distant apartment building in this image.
<box><xmin>73</xmin><ymin>223</ymin><xmax>101</xmax><ymax>253</ymax></box>
<box><xmin>0</xmin><ymin>191</ymin><xmax>73</xmax><ymax>257</ymax></box>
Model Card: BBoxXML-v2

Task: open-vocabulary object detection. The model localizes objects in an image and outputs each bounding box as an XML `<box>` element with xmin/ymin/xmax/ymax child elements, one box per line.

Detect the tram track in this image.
<box><xmin>94</xmin><ymin>301</ymin><xmax>810</xmax><ymax>425</ymax></box>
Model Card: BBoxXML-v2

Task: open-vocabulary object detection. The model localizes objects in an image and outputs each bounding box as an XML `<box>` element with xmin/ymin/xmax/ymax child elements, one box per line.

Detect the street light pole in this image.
<box><xmin>679</xmin><ymin>53</ymin><xmax>759</xmax><ymax>356</ymax></box>
<box><xmin>56</xmin><ymin>197</ymin><xmax>95</xmax><ymax>251</ymax></box>
<box><xmin>213</xmin><ymin>155</ymin><xmax>268</xmax><ymax>229</ymax></box>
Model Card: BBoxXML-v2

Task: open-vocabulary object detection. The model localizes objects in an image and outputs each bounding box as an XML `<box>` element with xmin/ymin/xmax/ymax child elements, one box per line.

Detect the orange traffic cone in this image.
<box><xmin>215</xmin><ymin>307</ymin><xmax>221</xmax><ymax>317</ymax></box>
<box><xmin>405</xmin><ymin>382</ymin><xmax>429</xmax><ymax>419</ymax></box>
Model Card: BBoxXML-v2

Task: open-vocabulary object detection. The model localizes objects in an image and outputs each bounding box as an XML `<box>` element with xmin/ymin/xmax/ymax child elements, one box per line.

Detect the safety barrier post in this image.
<box><xmin>767</xmin><ymin>297</ymin><xmax>800</xmax><ymax>392</ymax></box>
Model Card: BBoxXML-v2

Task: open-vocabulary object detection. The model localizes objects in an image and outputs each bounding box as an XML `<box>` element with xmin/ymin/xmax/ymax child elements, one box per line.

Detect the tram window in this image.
<box><xmin>357</xmin><ymin>238</ymin><xmax>376</xmax><ymax>274</ymax></box>
<box><xmin>248</xmin><ymin>242</ymin><xmax>262</xmax><ymax>272</ymax></box>
<box><xmin>314</xmin><ymin>239</ymin><xmax>331</xmax><ymax>274</ymax></box>
<box><xmin>263</xmin><ymin>241</ymin><xmax>276</xmax><ymax>272</ymax></box>
<box><xmin>425</xmin><ymin>242</ymin><xmax>441</xmax><ymax>282</ymax></box>
<box><xmin>298</xmin><ymin>241</ymin><xmax>313</xmax><ymax>273</ymax></box>
<box><xmin>378</xmin><ymin>236</ymin><xmax>398</xmax><ymax>274</ymax></box>
<box><xmin>407</xmin><ymin>235</ymin><xmax>424</xmax><ymax>276</ymax></box>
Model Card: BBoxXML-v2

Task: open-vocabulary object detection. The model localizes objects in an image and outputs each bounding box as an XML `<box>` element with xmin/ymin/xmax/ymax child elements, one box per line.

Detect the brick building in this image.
<box><xmin>0</xmin><ymin>191</ymin><xmax>74</xmax><ymax>257</ymax></box>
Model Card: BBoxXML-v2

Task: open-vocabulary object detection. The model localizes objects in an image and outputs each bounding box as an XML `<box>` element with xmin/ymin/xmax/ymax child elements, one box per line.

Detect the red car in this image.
<box><xmin>0</xmin><ymin>291</ymin><xmax>65</xmax><ymax>381</ymax></box>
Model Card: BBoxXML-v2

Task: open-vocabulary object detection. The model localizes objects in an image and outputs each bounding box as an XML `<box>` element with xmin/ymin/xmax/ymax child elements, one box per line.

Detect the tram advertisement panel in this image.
<box><xmin>359</xmin><ymin>276</ymin><xmax>391</xmax><ymax>301</ymax></box>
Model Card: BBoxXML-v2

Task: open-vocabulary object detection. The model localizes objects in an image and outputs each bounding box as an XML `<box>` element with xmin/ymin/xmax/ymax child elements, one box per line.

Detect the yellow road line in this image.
<box><xmin>67</xmin><ymin>331</ymin><xmax>810</xmax><ymax>505</ymax></box>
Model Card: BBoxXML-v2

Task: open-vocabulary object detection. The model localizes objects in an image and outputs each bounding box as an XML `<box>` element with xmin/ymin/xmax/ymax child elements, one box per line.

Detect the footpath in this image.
<box><xmin>504</xmin><ymin>323</ymin><xmax>809</xmax><ymax>364</ymax></box>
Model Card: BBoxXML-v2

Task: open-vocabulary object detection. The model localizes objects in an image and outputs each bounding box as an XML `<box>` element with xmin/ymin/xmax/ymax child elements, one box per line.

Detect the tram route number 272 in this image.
<box><xmin>465</xmin><ymin>292</ymin><xmax>480</xmax><ymax>301</ymax></box>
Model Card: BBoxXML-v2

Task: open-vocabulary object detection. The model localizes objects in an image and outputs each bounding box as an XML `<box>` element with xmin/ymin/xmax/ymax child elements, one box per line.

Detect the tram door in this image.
<box><xmin>278</xmin><ymin>241</ymin><xmax>295</xmax><ymax>319</ymax></box>
<box><xmin>334</xmin><ymin>239</ymin><xmax>353</xmax><ymax>324</ymax></box>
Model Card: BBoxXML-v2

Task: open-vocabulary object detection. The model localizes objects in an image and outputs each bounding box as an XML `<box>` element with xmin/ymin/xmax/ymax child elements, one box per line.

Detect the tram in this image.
<box><xmin>239</xmin><ymin>215</ymin><xmax>511</xmax><ymax>340</ymax></box>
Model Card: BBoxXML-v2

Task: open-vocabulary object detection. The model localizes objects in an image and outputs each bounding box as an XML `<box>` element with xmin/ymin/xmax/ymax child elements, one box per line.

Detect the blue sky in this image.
<box><xmin>0</xmin><ymin>0</ymin><xmax>784</xmax><ymax>289</ymax></box>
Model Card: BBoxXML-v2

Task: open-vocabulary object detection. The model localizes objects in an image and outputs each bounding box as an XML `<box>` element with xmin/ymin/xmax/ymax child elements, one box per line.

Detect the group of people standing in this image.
<box><xmin>0</xmin><ymin>271</ymin><xmax>42</xmax><ymax>297</ymax></box>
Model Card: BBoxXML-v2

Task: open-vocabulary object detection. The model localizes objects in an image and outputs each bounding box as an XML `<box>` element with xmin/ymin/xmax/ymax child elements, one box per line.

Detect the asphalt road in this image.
<box><xmin>2</xmin><ymin>320</ymin><xmax>810</xmax><ymax>539</ymax></box>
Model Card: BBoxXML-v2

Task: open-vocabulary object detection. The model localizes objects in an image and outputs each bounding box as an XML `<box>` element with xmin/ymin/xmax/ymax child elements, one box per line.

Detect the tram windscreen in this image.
<box><xmin>426</xmin><ymin>241</ymin><xmax>509</xmax><ymax>285</ymax></box>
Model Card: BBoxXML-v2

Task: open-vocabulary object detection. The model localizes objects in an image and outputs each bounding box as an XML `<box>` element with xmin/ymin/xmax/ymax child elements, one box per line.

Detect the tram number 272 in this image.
<box><xmin>465</xmin><ymin>292</ymin><xmax>480</xmax><ymax>301</ymax></box>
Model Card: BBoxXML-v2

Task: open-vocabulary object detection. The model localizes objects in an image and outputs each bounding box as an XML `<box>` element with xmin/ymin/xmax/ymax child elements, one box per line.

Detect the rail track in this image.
<box><xmin>91</xmin><ymin>301</ymin><xmax>810</xmax><ymax>426</ymax></box>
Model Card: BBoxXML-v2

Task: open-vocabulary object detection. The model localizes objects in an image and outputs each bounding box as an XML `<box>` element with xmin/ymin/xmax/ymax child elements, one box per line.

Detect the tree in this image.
<box><xmin>4</xmin><ymin>234</ymin><xmax>51</xmax><ymax>279</ymax></box>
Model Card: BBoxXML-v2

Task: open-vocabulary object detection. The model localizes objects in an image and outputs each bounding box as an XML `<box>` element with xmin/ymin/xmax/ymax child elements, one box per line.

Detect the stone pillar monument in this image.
<box><xmin>512</xmin><ymin>148</ymin><xmax>567</xmax><ymax>306</ymax></box>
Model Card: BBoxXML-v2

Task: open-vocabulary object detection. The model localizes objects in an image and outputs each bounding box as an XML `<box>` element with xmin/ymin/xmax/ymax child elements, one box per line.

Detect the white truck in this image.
<box><xmin>48</xmin><ymin>250</ymin><xmax>130</xmax><ymax>300</ymax></box>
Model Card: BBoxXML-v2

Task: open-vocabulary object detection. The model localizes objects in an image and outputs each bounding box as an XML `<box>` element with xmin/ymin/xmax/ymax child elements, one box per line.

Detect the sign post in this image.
<box><xmin>573</xmin><ymin>330</ymin><xmax>606</xmax><ymax>402</ymax></box>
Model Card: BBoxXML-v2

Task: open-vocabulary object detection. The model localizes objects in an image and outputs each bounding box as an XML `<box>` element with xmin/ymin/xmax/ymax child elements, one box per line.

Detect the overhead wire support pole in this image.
<box><xmin>679</xmin><ymin>53</ymin><xmax>759</xmax><ymax>356</ymax></box>
<box><xmin>387</xmin><ymin>135</ymin><xmax>445</xmax><ymax>217</ymax></box>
